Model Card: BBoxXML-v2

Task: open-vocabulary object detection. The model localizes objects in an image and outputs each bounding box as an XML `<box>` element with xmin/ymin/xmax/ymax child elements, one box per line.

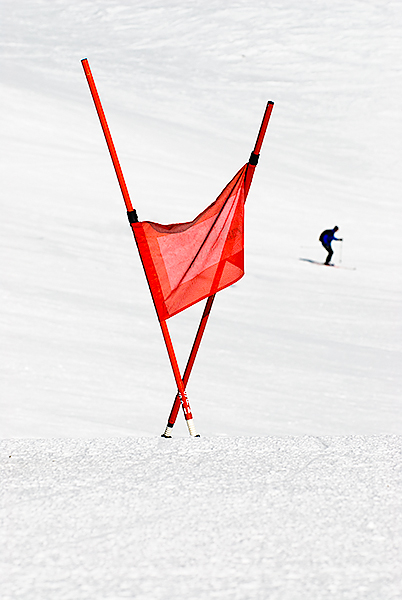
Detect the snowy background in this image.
<box><xmin>1</xmin><ymin>0</ymin><xmax>402</xmax><ymax>597</ymax></box>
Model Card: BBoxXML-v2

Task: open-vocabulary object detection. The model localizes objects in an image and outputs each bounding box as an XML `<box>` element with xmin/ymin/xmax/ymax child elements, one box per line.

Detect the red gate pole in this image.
<box><xmin>159</xmin><ymin>320</ymin><xmax>199</xmax><ymax>436</ymax></box>
<box><xmin>162</xmin><ymin>100</ymin><xmax>274</xmax><ymax>437</ymax></box>
<box><xmin>81</xmin><ymin>59</ymin><xmax>136</xmax><ymax>220</ymax></box>
<box><xmin>161</xmin><ymin>293</ymin><xmax>215</xmax><ymax>437</ymax></box>
<box><xmin>244</xmin><ymin>101</ymin><xmax>274</xmax><ymax>196</ymax></box>
<box><xmin>82</xmin><ymin>58</ymin><xmax>199</xmax><ymax>436</ymax></box>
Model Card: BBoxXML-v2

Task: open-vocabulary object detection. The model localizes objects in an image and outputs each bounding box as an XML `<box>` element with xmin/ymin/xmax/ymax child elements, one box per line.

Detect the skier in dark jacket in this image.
<box><xmin>319</xmin><ymin>226</ymin><xmax>343</xmax><ymax>265</ymax></box>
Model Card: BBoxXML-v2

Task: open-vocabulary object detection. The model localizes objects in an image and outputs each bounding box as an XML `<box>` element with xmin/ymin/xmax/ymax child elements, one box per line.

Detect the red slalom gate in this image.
<box><xmin>82</xmin><ymin>58</ymin><xmax>274</xmax><ymax>437</ymax></box>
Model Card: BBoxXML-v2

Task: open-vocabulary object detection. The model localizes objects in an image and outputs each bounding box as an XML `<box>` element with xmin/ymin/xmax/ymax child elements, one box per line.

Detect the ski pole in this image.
<box><xmin>339</xmin><ymin>239</ymin><xmax>343</xmax><ymax>264</ymax></box>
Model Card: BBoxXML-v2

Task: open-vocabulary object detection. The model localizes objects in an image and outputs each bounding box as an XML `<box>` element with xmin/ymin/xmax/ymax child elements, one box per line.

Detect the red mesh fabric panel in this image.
<box><xmin>132</xmin><ymin>164</ymin><xmax>247</xmax><ymax>320</ymax></box>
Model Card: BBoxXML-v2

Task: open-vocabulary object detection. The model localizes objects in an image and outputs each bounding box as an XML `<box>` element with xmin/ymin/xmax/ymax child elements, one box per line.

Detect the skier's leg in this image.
<box><xmin>323</xmin><ymin>243</ymin><xmax>332</xmax><ymax>264</ymax></box>
<box><xmin>325</xmin><ymin>246</ymin><xmax>333</xmax><ymax>265</ymax></box>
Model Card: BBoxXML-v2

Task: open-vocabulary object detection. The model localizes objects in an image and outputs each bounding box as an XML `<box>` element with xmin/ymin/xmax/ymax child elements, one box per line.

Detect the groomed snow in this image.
<box><xmin>2</xmin><ymin>436</ymin><xmax>402</xmax><ymax>599</ymax></box>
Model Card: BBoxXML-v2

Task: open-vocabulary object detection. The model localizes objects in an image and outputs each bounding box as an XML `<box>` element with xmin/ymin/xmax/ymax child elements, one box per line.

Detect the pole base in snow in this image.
<box><xmin>161</xmin><ymin>425</ymin><xmax>174</xmax><ymax>438</ymax></box>
<box><xmin>186</xmin><ymin>418</ymin><xmax>200</xmax><ymax>437</ymax></box>
<box><xmin>161</xmin><ymin>423</ymin><xmax>201</xmax><ymax>438</ymax></box>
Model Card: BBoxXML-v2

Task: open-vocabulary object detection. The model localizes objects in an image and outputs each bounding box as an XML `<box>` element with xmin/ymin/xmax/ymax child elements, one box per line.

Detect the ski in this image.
<box><xmin>299</xmin><ymin>258</ymin><xmax>356</xmax><ymax>270</ymax></box>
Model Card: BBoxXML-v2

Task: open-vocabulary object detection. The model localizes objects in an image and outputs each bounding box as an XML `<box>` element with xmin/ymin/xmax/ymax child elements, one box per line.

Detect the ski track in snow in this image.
<box><xmin>1</xmin><ymin>436</ymin><xmax>402</xmax><ymax>600</ymax></box>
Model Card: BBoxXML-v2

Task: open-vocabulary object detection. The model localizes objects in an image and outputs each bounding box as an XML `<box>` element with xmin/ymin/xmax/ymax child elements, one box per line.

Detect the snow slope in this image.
<box><xmin>1</xmin><ymin>0</ymin><xmax>401</xmax><ymax>438</ymax></box>
<box><xmin>1</xmin><ymin>1</ymin><xmax>402</xmax><ymax>597</ymax></box>
<box><xmin>0</xmin><ymin>0</ymin><xmax>402</xmax><ymax>437</ymax></box>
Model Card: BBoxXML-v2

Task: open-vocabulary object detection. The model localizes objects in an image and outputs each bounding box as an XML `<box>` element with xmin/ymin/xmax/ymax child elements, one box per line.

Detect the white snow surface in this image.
<box><xmin>1</xmin><ymin>0</ymin><xmax>402</xmax><ymax>597</ymax></box>
<box><xmin>2</xmin><ymin>436</ymin><xmax>402</xmax><ymax>599</ymax></box>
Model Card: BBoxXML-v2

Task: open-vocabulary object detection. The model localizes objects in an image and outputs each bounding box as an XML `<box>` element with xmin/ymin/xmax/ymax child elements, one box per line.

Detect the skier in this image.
<box><xmin>319</xmin><ymin>226</ymin><xmax>343</xmax><ymax>265</ymax></box>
